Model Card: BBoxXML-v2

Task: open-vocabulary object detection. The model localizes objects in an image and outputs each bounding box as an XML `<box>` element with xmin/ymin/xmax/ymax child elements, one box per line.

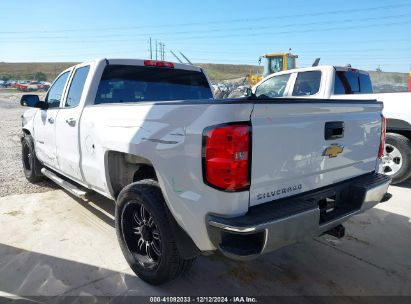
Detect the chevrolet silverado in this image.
<box><xmin>20</xmin><ymin>59</ymin><xmax>390</xmax><ymax>284</ymax></box>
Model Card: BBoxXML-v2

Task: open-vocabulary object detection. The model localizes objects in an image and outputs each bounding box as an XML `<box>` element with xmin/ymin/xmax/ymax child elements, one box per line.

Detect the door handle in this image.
<box><xmin>65</xmin><ymin>118</ymin><xmax>76</xmax><ymax>127</ymax></box>
<box><xmin>48</xmin><ymin>117</ymin><xmax>54</xmax><ymax>124</ymax></box>
<box><xmin>325</xmin><ymin>121</ymin><xmax>344</xmax><ymax>140</ymax></box>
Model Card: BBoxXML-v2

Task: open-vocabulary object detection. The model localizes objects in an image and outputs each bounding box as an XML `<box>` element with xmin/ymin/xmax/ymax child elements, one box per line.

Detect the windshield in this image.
<box><xmin>255</xmin><ymin>74</ymin><xmax>291</xmax><ymax>98</ymax></box>
<box><xmin>95</xmin><ymin>65</ymin><xmax>213</xmax><ymax>104</ymax></box>
<box><xmin>270</xmin><ymin>57</ymin><xmax>284</xmax><ymax>73</ymax></box>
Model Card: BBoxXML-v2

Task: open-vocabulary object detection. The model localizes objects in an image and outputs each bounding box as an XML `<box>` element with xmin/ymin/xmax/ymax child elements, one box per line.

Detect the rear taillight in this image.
<box><xmin>202</xmin><ymin>123</ymin><xmax>251</xmax><ymax>191</ymax></box>
<box><xmin>378</xmin><ymin>115</ymin><xmax>386</xmax><ymax>158</ymax></box>
<box><xmin>144</xmin><ymin>60</ymin><xmax>174</xmax><ymax>68</ymax></box>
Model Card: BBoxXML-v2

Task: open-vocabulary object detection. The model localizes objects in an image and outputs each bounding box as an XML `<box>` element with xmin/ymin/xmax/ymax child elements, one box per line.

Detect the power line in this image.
<box><xmin>167</xmin><ymin>20</ymin><xmax>411</xmax><ymax>41</ymax></box>
<box><xmin>1</xmin><ymin>2</ymin><xmax>410</xmax><ymax>34</ymax></box>
<box><xmin>2</xmin><ymin>12</ymin><xmax>411</xmax><ymax>40</ymax></box>
<box><xmin>3</xmin><ymin>19</ymin><xmax>410</xmax><ymax>45</ymax></box>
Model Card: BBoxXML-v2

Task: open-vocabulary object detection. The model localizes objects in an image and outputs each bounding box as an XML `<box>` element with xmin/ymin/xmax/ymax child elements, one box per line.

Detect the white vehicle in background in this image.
<box><xmin>20</xmin><ymin>59</ymin><xmax>390</xmax><ymax>284</ymax></box>
<box><xmin>252</xmin><ymin>65</ymin><xmax>411</xmax><ymax>184</ymax></box>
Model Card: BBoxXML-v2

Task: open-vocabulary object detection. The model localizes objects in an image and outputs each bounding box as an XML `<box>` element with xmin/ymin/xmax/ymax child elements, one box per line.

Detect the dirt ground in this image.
<box><xmin>0</xmin><ymin>92</ymin><xmax>57</xmax><ymax>197</ymax></box>
<box><xmin>0</xmin><ymin>184</ymin><xmax>410</xmax><ymax>299</ymax></box>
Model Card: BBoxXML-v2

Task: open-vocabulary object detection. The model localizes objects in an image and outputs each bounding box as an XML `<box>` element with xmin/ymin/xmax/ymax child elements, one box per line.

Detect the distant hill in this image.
<box><xmin>0</xmin><ymin>62</ymin><xmax>77</xmax><ymax>81</ymax></box>
<box><xmin>0</xmin><ymin>62</ymin><xmax>408</xmax><ymax>92</ymax></box>
<box><xmin>368</xmin><ymin>70</ymin><xmax>408</xmax><ymax>84</ymax></box>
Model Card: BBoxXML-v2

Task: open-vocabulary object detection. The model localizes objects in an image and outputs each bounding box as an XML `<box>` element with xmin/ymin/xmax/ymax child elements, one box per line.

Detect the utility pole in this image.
<box><xmin>159</xmin><ymin>42</ymin><xmax>163</xmax><ymax>60</ymax></box>
<box><xmin>152</xmin><ymin>39</ymin><xmax>166</xmax><ymax>60</ymax></box>
<box><xmin>149</xmin><ymin>37</ymin><xmax>152</xmax><ymax>59</ymax></box>
<box><xmin>155</xmin><ymin>40</ymin><xmax>158</xmax><ymax>60</ymax></box>
<box><xmin>160</xmin><ymin>43</ymin><xmax>163</xmax><ymax>60</ymax></box>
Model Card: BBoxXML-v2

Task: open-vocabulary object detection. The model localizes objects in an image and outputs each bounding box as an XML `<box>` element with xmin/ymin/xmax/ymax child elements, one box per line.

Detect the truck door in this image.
<box><xmin>33</xmin><ymin>71</ymin><xmax>70</xmax><ymax>169</ymax></box>
<box><xmin>54</xmin><ymin>65</ymin><xmax>90</xmax><ymax>183</ymax></box>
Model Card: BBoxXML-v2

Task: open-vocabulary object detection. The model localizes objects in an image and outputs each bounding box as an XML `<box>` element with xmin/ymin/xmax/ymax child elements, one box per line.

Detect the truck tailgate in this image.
<box><xmin>250</xmin><ymin>100</ymin><xmax>383</xmax><ymax>206</ymax></box>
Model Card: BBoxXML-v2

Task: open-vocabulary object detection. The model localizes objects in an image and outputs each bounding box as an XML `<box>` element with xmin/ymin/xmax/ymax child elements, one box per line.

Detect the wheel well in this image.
<box><xmin>22</xmin><ymin>129</ymin><xmax>31</xmax><ymax>135</ymax></box>
<box><xmin>386</xmin><ymin>118</ymin><xmax>411</xmax><ymax>140</ymax></box>
<box><xmin>106</xmin><ymin>151</ymin><xmax>157</xmax><ymax>198</ymax></box>
<box><xmin>387</xmin><ymin>129</ymin><xmax>411</xmax><ymax>141</ymax></box>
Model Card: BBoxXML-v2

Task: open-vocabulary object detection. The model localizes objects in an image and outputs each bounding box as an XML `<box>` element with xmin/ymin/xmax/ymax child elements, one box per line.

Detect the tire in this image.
<box><xmin>21</xmin><ymin>135</ymin><xmax>44</xmax><ymax>183</ymax></box>
<box><xmin>380</xmin><ymin>133</ymin><xmax>411</xmax><ymax>184</ymax></box>
<box><xmin>115</xmin><ymin>179</ymin><xmax>196</xmax><ymax>285</ymax></box>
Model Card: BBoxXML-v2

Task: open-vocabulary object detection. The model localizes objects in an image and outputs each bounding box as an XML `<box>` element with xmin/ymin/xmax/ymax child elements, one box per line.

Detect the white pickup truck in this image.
<box><xmin>20</xmin><ymin>59</ymin><xmax>390</xmax><ymax>284</ymax></box>
<box><xmin>252</xmin><ymin>65</ymin><xmax>411</xmax><ymax>184</ymax></box>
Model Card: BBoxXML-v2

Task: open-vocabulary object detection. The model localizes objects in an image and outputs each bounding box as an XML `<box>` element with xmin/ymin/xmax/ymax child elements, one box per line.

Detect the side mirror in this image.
<box><xmin>20</xmin><ymin>94</ymin><xmax>46</xmax><ymax>109</ymax></box>
<box><xmin>244</xmin><ymin>87</ymin><xmax>253</xmax><ymax>97</ymax></box>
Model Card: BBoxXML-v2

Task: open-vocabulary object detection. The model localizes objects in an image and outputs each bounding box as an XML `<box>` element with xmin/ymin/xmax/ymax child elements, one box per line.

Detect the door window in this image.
<box><xmin>65</xmin><ymin>66</ymin><xmax>90</xmax><ymax>107</ymax></box>
<box><xmin>255</xmin><ymin>74</ymin><xmax>291</xmax><ymax>98</ymax></box>
<box><xmin>46</xmin><ymin>71</ymin><xmax>70</xmax><ymax>108</ymax></box>
<box><xmin>292</xmin><ymin>71</ymin><xmax>322</xmax><ymax>96</ymax></box>
<box><xmin>287</xmin><ymin>56</ymin><xmax>296</xmax><ymax>70</ymax></box>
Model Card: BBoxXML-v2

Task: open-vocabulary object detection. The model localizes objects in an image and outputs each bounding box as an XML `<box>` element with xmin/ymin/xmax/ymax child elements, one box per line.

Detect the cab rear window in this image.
<box><xmin>95</xmin><ymin>65</ymin><xmax>213</xmax><ymax>104</ymax></box>
<box><xmin>334</xmin><ymin>71</ymin><xmax>373</xmax><ymax>94</ymax></box>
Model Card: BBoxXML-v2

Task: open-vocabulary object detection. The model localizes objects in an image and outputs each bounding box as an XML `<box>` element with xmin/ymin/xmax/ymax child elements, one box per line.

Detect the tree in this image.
<box><xmin>34</xmin><ymin>72</ymin><xmax>47</xmax><ymax>82</ymax></box>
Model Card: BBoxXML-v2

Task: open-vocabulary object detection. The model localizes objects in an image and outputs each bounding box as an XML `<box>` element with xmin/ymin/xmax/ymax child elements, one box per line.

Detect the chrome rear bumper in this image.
<box><xmin>207</xmin><ymin>173</ymin><xmax>391</xmax><ymax>260</ymax></box>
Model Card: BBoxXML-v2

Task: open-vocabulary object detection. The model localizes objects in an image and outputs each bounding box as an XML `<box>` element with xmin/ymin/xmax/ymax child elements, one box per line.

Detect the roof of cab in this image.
<box><xmin>55</xmin><ymin>58</ymin><xmax>205</xmax><ymax>84</ymax></box>
<box><xmin>101</xmin><ymin>58</ymin><xmax>203</xmax><ymax>72</ymax></box>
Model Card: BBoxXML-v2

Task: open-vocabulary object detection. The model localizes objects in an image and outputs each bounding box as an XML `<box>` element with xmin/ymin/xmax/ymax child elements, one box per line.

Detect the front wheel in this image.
<box><xmin>115</xmin><ymin>179</ymin><xmax>195</xmax><ymax>285</ymax></box>
<box><xmin>21</xmin><ymin>135</ymin><xmax>44</xmax><ymax>183</ymax></box>
<box><xmin>379</xmin><ymin>133</ymin><xmax>411</xmax><ymax>184</ymax></box>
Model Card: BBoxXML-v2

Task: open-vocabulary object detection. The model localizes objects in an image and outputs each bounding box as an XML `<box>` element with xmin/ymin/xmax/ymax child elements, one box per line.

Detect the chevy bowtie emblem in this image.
<box><xmin>323</xmin><ymin>144</ymin><xmax>344</xmax><ymax>158</ymax></box>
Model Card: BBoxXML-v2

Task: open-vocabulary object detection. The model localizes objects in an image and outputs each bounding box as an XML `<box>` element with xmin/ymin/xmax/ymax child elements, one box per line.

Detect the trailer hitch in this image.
<box><xmin>325</xmin><ymin>224</ymin><xmax>345</xmax><ymax>239</ymax></box>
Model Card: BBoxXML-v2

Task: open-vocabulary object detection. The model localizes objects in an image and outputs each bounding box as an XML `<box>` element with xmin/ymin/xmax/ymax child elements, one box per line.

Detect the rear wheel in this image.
<box><xmin>115</xmin><ymin>179</ymin><xmax>196</xmax><ymax>285</ymax></box>
<box><xmin>380</xmin><ymin>133</ymin><xmax>411</xmax><ymax>184</ymax></box>
<box><xmin>21</xmin><ymin>135</ymin><xmax>44</xmax><ymax>183</ymax></box>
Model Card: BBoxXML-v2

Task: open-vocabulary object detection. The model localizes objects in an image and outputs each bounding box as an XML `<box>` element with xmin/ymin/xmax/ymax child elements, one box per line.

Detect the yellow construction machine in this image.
<box><xmin>246</xmin><ymin>52</ymin><xmax>298</xmax><ymax>86</ymax></box>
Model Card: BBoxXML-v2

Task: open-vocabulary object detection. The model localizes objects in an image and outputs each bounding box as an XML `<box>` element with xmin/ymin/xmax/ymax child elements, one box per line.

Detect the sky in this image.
<box><xmin>0</xmin><ymin>0</ymin><xmax>410</xmax><ymax>72</ymax></box>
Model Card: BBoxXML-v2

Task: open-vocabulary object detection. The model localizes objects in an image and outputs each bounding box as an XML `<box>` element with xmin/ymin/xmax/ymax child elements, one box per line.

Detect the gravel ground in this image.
<box><xmin>0</xmin><ymin>92</ymin><xmax>56</xmax><ymax>197</ymax></box>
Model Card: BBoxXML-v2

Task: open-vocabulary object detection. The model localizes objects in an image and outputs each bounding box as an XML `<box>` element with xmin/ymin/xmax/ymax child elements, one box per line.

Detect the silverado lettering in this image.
<box><xmin>257</xmin><ymin>184</ymin><xmax>303</xmax><ymax>200</ymax></box>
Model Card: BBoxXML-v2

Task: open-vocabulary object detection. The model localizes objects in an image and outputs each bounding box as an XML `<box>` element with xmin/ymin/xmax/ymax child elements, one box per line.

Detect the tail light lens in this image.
<box><xmin>378</xmin><ymin>115</ymin><xmax>386</xmax><ymax>159</ymax></box>
<box><xmin>144</xmin><ymin>60</ymin><xmax>174</xmax><ymax>68</ymax></box>
<box><xmin>202</xmin><ymin>123</ymin><xmax>250</xmax><ymax>191</ymax></box>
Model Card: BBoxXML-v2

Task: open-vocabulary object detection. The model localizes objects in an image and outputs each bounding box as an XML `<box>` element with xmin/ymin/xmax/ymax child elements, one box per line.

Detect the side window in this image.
<box><xmin>292</xmin><ymin>71</ymin><xmax>321</xmax><ymax>96</ymax></box>
<box><xmin>65</xmin><ymin>66</ymin><xmax>90</xmax><ymax>107</ymax></box>
<box><xmin>255</xmin><ymin>74</ymin><xmax>291</xmax><ymax>98</ymax></box>
<box><xmin>342</xmin><ymin>71</ymin><xmax>359</xmax><ymax>93</ymax></box>
<box><xmin>334</xmin><ymin>74</ymin><xmax>346</xmax><ymax>94</ymax></box>
<box><xmin>46</xmin><ymin>71</ymin><xmax>70</xmax><ymax>108</ymax></box>
<box><xmin>359</xmin><ymin>73</ymin><xmax>373</xmax><ymax>94</ymax></box>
